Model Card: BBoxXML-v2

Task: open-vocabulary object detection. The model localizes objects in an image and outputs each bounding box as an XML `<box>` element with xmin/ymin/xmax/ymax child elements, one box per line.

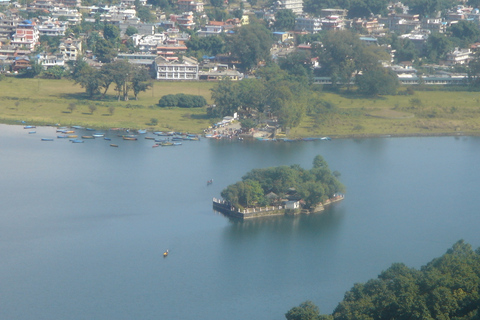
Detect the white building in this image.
<box><xmin>38</xmin><ymin>54</ymin><xmax>65</xmax><ymax>69</ymax></box>
<box><xmin>154</xmin><ymin>56</ymin><xmax>199</xmax><ymax>80</ymax></box>
<box><xmin>275</xmin><ymin>0</ymin><xmax>303</xmax><ymax>14</ymax></box>
<box><xmin>59</xmin><ymin>38</ymin><xmax>82</xmax><ymax>61</ymax></box>
<box><xmin>295</xmin><ymin>16</ymin><xmax>321</xmax><ymax>33</ymax></box>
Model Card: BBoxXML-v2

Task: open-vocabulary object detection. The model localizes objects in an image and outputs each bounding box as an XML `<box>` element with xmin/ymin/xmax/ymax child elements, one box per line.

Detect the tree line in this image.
<box><xmin>286</xmin><ymin>240</ymin><xmax>480</xmax><ymax>320</ymax></box>
<box><xmin>220</xmin><ymin>155</ymin><xmax>345</xmax><ymax>210</ymax></box>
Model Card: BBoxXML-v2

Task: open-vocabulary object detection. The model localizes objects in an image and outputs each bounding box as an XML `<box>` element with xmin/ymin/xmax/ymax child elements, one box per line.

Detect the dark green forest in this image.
<box><xmin>286</xmin><ymin>240</ymin><xmax>480</xmax><ymax>320</ymax></box>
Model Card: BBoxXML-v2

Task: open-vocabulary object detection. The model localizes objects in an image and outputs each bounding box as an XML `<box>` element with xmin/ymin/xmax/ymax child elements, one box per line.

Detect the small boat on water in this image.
<box><xmin>163</xmin><ymin>250</ymin><xmax>169</xmax><ymax>257</ymax></box>
<box><xmin>145</xmin><ymin>136</ymin><xmax>155</xmax><ymax>140</ymax></box>
<box><xmin>173</xmin><ymin>142</ymin><xmax>182</xmax><ymax>146</ymax></box>
<box><xmin>67</xmin><ymin>134</ymin><xmax>78</xmax><ymax>138</ymax></box>
<box><xmin>41</xmin><ymin>138</ymin><xmax>54</xmax><ymax>141</ymax></box>
<box><xmin>110</xmin><ymin>144</ymin><xmax>118</xmax><ymax>147</ymax></box>
<box><xmin>29</xmin><ymin>131</ymin><xmax>36</xmax><ymax>134</ymax></box>
<box><xmin>161</xmin><ymin>141</ymin><xmax>173</xmax><ymax>146</ymax></box>
<box><xmin>82</xmin><ymin>135</ymin><xmax>95</xmax><ymax>139</ymax></box>
<box><xmin>93</xmin><ymin>133</ymin><xmax>105</xmax><ymax>138</ymax></box>
<box><xmin>72</xmin><ymin>125</ymin><xmax>84</xmax><ymax>129</ymax></box>
<box><xmin>104</xmin><ymin>137</ymin><xmax>111</xmax><ymax>141</ymax></box>
<box><xmin>137</xmin><ymin>129</ymin><xmax>147</xmax><ymax>134</ymax></box>
<box><xmin>86</xmin><ymin>128</ymin><xmax>95</xmax><ymax>131</ymax></box>
<box><xmin>152</xmin><ymin>144</ymin><xmax>160</xmax><ymax>148</ymax></box>
<box><xmin>24</xmin><ymin>125</ymin><xmax>36</xmax><ymax>129</ymax></box>
<box><xmin>57</xmin><ymin>135</ymin><xmax>68</xmax><ymax>138</ymax></box>
<box><xmin>123</xmin><ymin>136</ymin><xmax>137</xmax><ymax>141</ymax></box>
<box><xmin>207</xmin><ymin>179</ymin><xmax>213</xmax><ymax>185</ymax></box>
<box><xmin>71</xmin><ymin>139</ymin><xmax>84</xmax><ymax>143</ymax></box>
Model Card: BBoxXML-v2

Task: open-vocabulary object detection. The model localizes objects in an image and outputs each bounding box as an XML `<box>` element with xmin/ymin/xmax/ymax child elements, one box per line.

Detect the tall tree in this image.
<box><xmin>94</xmin><ymin>38</ymin><xmax>117</xmax><ymax>63</ymax></box>
<box><xmin>227</xmin><ymin>21</ymin><xmax>273</xmax><ymax>71</ymax></box>
<box><xmin>313</xmin><ymin>30</ymin><xmax>364</xmax><ymax>88</ymax></box>
<box><xmin>274</xmin><ymin>9</ymin><xmax>296</xmax><ymax>31</ymax></box>
<box><xmin>103</xmin><ymin>24</ymin><xmax>120</xmax><ymax>43</ymax></box>
<box><xmin>73</xmin><ymin>64</ymin><xmax>101</xmax><ymax>98</ymax></box>
<box><xmin>131</xmin><ymin>67</ymin><xmax>152</xmax><ymax>100</ymax></box>
<box><xmin>210</xmin><ymin>78</ymin><xmax>241</xmax><ymax>117</ymax></box>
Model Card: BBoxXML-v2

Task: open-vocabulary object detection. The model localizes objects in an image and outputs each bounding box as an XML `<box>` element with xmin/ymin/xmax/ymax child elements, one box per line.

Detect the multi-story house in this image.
<box><xmin>59</xmin><ymin>37</ymin><xmax>82</xmax><ymax>60</ymax></box>
<box><xmin>157</xmin><ymin>43</ymin><xmax>188</xmax><ymax>59</ymax></box>
<box><xmin>352</xmin><ymin>18</ymin><xmax>384</xmax><ymax>34</ymax></box>
<box><xmin>153</xmin><ymin>55</ymin><xmax>199</xmax><ymax>80</ymax></box>
<box><xmin>446</xmin><ymin>47</ymin><xmax>473</xmax><ymax>65</ymax></box>
<box><xmin>38</xmin><ymin>53</ymin><xmax>65</xmax><ymax>69</ymax></box>
<box><xmin>132</xmin><ymin>33</ymin><xmax>166</xmax><ymax>53</ymax></box>
<box><xmin>177</xmin><ymin>0</ymin><xmax>203</xmax><ymax>13</ymax></box>
<box><xmin>38</xmin><ymin>20</ymin><xmax>67</xmax><ymax>36</ymax></box>
<box><xmin>11</xmin><ymin>20</ymin><xmax>39</xmax><ymax>50</ymax></box>
<box><xmin>197</xmin><ymin>21</ymin><xmax>224</xmax><ymax>37</ymax></box>
<box><xmin>51</xmin><ymin>8</ymin><xmax>81</xmax><ymax>24</ymax></box>
<box><xmin>0</xmin><ymin>18</ymin><xmax>18</xmax><ymax>41</ymax></box>
<box><xmin>295</xmin><ymin>16</ymin><xmax>321</xmax><ymax>33</ymax></box>
<box><xmin>321</xmin><ymin>15</ymin><xmax>345</xmax><ymax>30</ymax></box>
<box><xmin>275</xmin><ymin>0</ymin><xmax>303</xmax><ymax>15</ymax></box>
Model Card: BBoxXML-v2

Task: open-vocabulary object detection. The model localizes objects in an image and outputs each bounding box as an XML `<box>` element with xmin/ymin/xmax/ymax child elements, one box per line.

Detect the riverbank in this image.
<box><xmin>2</xmin><ymin>78</ymin><xmax>480</xmax><ymax>137</ymax></box>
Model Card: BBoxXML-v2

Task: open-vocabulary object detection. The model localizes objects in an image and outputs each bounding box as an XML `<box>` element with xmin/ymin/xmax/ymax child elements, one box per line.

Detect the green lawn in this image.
<box><xmin>1</xmin><ymin>77</ymin><xmax>480</xmax><ymax>137</ymax></box>
<box><xmin>289</xmin><ymin>90</ymin><xmax>480</xmax><ymax>138</ymax></box>
<box><xmin>0</xmin><ymin>78</ymin><xmax>217</xmax><ymax>133</ymax></box>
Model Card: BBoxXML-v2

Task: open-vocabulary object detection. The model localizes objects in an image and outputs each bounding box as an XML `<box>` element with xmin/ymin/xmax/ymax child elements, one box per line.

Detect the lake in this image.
<box><xmin>1</xmin><ymin>124</ymin><xmax>479</xmax><ymax>320</ymax></box>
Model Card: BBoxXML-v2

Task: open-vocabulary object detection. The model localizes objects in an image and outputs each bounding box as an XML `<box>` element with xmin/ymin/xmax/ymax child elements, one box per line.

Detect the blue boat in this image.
<box><xmin>41</xmin><ymin>138</ymin><xmax>54</xmax><ymax>141</ymax></box>
<box><xmin>24</xmin><ymin>125</ymin><xmax>36</xmax><ymax>129</ymax></box>
<box><xmin>72</xmin><ymin>125</ymin><xmax>84</xmax><ymax>129</ymax></box>
<box><xmin>70</xmin><ymin>139</ymin><xmax>84</xmax><ymax>143</ymax></box>
<box><xmin>104</xmin><ymin>137</ymin><xmax>112</xmax><ymax>141</ymax></box>
<box><xmin>29</xmin><ymin>131</ymin><xmax>36</xmax><ymax>134</ymax></box>
<box><xmin>57</xmin><ymin>135</ymin><xmax>68</xmax><ymax>138</ymax></box>
<box><xmin>86</xmin><ymin>128</ymin><xmax>95</xmax><ymax>131</ymax></box>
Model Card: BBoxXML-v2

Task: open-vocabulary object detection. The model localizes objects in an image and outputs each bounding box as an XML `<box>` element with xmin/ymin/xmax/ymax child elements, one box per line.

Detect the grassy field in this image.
<box><xmin>1</xmin><ymin>77</ymin><xmax>480</xmax><ymax>136</ymax></box>
<box><xmin>0</xmin><ymin>78</ymin><xmax>216</xmax><ymax>133</ymax></box>
<box><xmin>290</xmin><ymin>89</ymin><xmax>480</xmax><ymax>138</ymax></box>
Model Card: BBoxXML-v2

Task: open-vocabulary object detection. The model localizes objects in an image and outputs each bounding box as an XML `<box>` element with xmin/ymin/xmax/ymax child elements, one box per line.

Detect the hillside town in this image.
<box><xmin>1</xmin><ymin>0</ymin><xmax>480</xmax><ymax>85</ymax></box>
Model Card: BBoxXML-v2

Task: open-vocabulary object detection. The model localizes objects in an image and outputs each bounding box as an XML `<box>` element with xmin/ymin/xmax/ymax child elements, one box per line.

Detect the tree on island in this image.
<box><xmin>285</xmin><ymin>240</ymin><xmax>480</xmax><ymax>320</ymax></box>
<box><xmin>220</xmin><ymin>155</ymin><xmax>344</xmax><ymax>210</ymax></box>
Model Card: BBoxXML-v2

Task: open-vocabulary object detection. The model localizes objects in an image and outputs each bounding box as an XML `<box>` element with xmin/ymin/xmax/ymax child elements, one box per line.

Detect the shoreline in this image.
<box><xmin>4</xmin><ymin>120</ymin><xmax>479</xmax><ymax>140</ymax></box>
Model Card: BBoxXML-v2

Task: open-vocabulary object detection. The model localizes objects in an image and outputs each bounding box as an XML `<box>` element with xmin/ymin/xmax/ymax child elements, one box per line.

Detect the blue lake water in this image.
<box><xmin>1</xmin><ymin>124</ymin><xmax>479</xmax><ymax>319</ymax></box>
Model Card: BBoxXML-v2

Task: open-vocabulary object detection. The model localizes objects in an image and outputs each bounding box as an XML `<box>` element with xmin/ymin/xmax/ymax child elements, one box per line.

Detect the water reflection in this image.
<box><xmin>220</xmin><ymin>205</ymin><xmax>346</xmax><ymax>241</ymax></box>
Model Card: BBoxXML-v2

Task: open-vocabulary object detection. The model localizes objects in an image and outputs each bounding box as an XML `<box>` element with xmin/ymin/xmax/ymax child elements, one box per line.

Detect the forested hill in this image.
<box><xmin>286</xmin><ymin>240</ymin><xmax>480</xmax><ymax>320</ymax></box>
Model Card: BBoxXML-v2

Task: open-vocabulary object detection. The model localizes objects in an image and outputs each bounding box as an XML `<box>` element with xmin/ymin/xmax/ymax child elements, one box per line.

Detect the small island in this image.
<box><xmin>213</xmin><ymin>155</ymin><xmax>345</xmax><ymax>219</ymax></box>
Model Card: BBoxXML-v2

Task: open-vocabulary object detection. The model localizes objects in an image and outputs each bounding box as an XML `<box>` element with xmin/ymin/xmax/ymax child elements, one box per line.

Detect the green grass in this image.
<box><xmin>289</xmin><ymin>90</ymin><xmax>480</xmax><ymax>138</ymax></box>
<box><xmin>0</xmin><ymin>78</ymin><xmax>217</xmax><ymax>133</ymax></box>
<box><xmin>1</xmin><ymin>77</ymin><xmax>480</xmax><ymax>137</ymax></box>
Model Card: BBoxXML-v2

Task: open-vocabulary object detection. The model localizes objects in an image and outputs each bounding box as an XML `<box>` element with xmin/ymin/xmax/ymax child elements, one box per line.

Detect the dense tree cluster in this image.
<box><xmin>313</xmin><ymin>30</ymin><xmax>398</xmax><ymax>95</ymax></box>
<box><xmin>186</xmin><ymin>36</ymin><xmax>226</xmax><ymax>60</ymax></box>
<box><xmin>72</xmin><ymin>59</ymin><xmax>151</xmax><ymax>100</ymax></box>
<box><xmin>210</xmin><ymin>65</ymin><xmax>314</xmax><ymax>128</ymax></box>
<box><xmin>286</xmin><ymin>240</ymin><xmax>480</xmax><ymax>320</ymax></box>
<box><xmin>220</xmin><ymin>155</ymin><xmax>344</xmax><ymax>210</ymax></box>
<box><xmin>226</xmin><ymin>20</ymin><xmax>273</xmax><ymax>71</ymax></box>
<box><xmin>158</xmin><ymin>93</ymin><xmax>207</xmax><ymax>108</ymax></box>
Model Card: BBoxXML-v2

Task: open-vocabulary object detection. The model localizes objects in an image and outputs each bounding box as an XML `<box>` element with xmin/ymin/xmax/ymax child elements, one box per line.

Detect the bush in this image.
<box><xmin>158</xmin><ymin>93</ymin><xmax>207</xmax><ymax>108</ymax></box>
